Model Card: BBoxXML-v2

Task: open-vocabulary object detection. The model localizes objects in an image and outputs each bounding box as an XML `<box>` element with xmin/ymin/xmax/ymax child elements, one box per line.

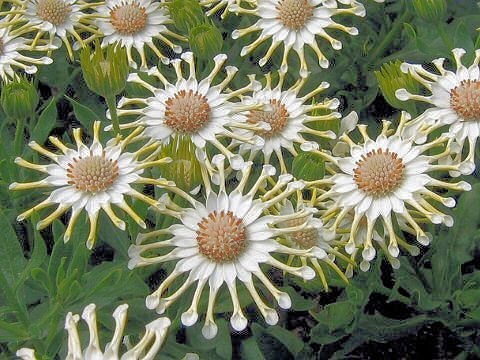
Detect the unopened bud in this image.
<box><xmin>188</xmin><ymin>22</ymin><xmax>223</xmax><ymax>60</ymax></box>
<box><xmin>80</xmin><ymin>43</ymin><xmax>129</xmax><ymax>98</ymax></box>
<box><xmin>375</xmin><ymin>60</ymin><xmax>418</xmax><ymax>112</ymax></box>
<box><xmin>411</xmin><ymin>0</ymin><xmax>447</xmax><ymax>23</ymax></box>
<box><xmin>1</xmin><ymin>77</ymin><xmax>39</xmax><ymax>120</ymax></box>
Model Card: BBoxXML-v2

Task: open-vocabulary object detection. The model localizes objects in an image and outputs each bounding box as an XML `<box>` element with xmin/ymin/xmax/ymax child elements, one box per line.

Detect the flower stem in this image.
<box><xmin>368</xmin><ymin>10</ymin><xmax>412</xmax><ymax>65</ymax></box>
<box><xmin>106</xmin><ymin>95</ymin><xmax>120</xmax><ymax>135</ymax></box>
<box><xmin>14</xmin><ymin>117</ymin><xmax>24</xmax><ymax>155</ymax></box>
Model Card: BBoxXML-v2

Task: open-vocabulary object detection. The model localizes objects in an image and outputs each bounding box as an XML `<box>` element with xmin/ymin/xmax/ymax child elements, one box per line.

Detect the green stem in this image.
<box><xmin>435</xmin><ymin>22</ymin><xmax>454</xmax><ymax>50</ymax></box>
<box><xmin>14</xmin><ymin>117</ymin><xmax>25</xmax><ymax>156</ymax></box>
<box><xmin>368</xmin><ymin>9</ymin><xmax>412</xmax><ymax>65</ymax></box>
<box><xmin>105</xmin><ymin>95</ymin><xmax>120</xmax><ymax>135</ymax></box>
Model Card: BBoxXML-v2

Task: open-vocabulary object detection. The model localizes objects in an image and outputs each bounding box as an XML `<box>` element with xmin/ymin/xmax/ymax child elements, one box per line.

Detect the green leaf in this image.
<box><xmin>241</xmin><ymin>338</ymin><xmax>265</xmax><ymax>360</ymax></box>
<box><xmin>266</xmin><ymin>326</ymin><xmax>304</xmax><ymax>356</ymax></box>
<box><xmin>65</xmin><ymin>96</ymin><xmax>100</xmax><ymax>130</ymax></box>
<box><xmin>282</xmin><ymin>286</ymin><xmax>316</xmax><ymax>311</ymax></box>
<box><xmin>454</xmin><ymin>22</ymin><xmax>475</xmax><ymax>63</ymax></box>
<box><xmin>251</xmin><ymin>323</ymin><xmax>294</xmax><ymax>360</ymax></box>
<box><xmin>32</xmin><ymin>98</ymin><xmax>57</xmax><ymax>144</ymax></box>
<box><xmin>0</xmin><ymin>207</ymin><xmax>26</xmax><ymax>286</ymax></box>
<box><xmin>311</xmin><ymin>301</ymin><xmax>354</xmax><ymax>332</ymax></box>
<box><xmin>431</xmin><ymin>184</ymin><xmax>480</xmax><ymax>298</ymax></box>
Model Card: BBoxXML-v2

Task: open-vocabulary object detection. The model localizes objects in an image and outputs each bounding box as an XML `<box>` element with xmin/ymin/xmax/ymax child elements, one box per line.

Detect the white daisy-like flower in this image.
<box><xmin>113</xmin><ymin>52</ymin><xmax>263</xmax><ymax>170</ymax></box>
<box><xmin>128</xmin><ymin>154</ymin><xmax>325</xmax><ymax>338</ymax></box>
<box><xmin>16</xmin><ymin>303</ymin><xmax>198</xmax><ymax>360</ymax></box>
<box><xmin>278</xmin><ymin>197</ymin><xmax>351</xmax><ymax>291</ymax></box>
<box><xmin>19</xmin><ymin>0</ymin><xmax>100</xmax><ymax>59</ymax></box>
<box><xmin>396</xmin><ymin>48</ymin><xmax>480</xmax><ymax>175</ymax></box>
<box><xmin>0</xmin><ymin>15</ymin><xmax>59</xmax><ymax>81</ymax></box>
<box><xmin>328</xmin><ymin>212</ymin><xmax>421</xmax><ymax>276</ymax></box>
<box><xmin>93</xmin><ymin>0</ymin><xmax>185</xmax><ymax>68</ymax></box>
<box><xmin>230</xmin><ymin>71</ymin><xmax>340</xmax><ymax>173</ymax></box>
<box><xmin>229</xmin><ymin>0</ymin><xmax>365</xmax><ymax>77</ymax></box>
<box><xmin>310</xmin><ymin>112</ymin><xmax>471</xmax><ymax>265</ymax></box>
<box><xmin>10</xmin><ymin>121</ymin><xmax>175</xmax><ymax>249</ymax></box>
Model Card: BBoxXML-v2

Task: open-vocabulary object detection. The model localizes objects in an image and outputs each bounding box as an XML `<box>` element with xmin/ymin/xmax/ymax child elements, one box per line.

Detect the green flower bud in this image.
<box><xmin>168</xmin><ymin>0</ymin><xmax>205</xmax><ymax>33</ymax></box>
<box><xmin>188</xmin><ymin>22</ymin><xmax>223</xmax><ymax>60</ymax></box>
<box><xmin>1</xmin><ymin>77</ymin><xmax>39</xmax><ymax>120</ymax></box>
<box><xmin>375</xmin><ymin>60</ymin><xmax>419</xmax><ymax>112</ymax></box>
<box><xmin>411</xmin><ymin>0</ymin><xmax>447</xmax><ymax>23</ymax></box>
<box><xmin>292</xmin><ymin>151</ymin><xmax>325</xmax><ymax>181</ymax></box>
<box><xmin>158</xmin><ymin>135</ymin><xmax>202</xmax><ymax>193</ymax></box>
<box><xmin>80</xmin><ymin>43</ymin><xmax>129</xmax><ymax>98</ymax></box>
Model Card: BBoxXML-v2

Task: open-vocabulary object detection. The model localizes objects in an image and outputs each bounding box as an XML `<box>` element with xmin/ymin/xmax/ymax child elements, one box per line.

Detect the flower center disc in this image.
<box><xmin>165</xmin><ymin>90</ymin><xmax>211</xmax><ymax>133</ymax></box>
<box><xmin>247</xmin><ymin>99</ymin><xmax>289</xmax><ymax>137</ymax></box>
<box><xmin>276</xmin><ymin>0</ymin><xmax>314</xmax><ymax>31</ymax></box>
<box><xmin>36</xmin><ymin>0</ymin><xmax>71</xmax><ymax>26</ymax></box>
<box><xmin>110</xmin><ymin>3</ymin><xmax>148</xmax><ymax>35</ymax></box>
<box><xmin>284</xmin><ymin>217</ymin><xmax>317</xmax><ymax>249</ymax></box>
<box><xmin>450</xmin><ymin>79</ymin><xmax>480</xmax><ymax>121</ymax></box>
<box><xmin>354</xmin><ymin>148</ymin><xmax>404</xmax><ymax>196</ymax></box>
<box><xmin>196</xmin><ymin>210</ymin><xmax>247</xmax><ymax>263</ymax></box>
<box><xmin>67</xmin><ymin>154</ymin><xmax>119</xmax><ymax>193</ymax></box>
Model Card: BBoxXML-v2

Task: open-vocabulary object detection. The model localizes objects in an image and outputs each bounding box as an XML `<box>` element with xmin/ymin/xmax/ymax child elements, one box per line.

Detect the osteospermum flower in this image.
<box><xmin>17</xmin><ymin>0</ymin><xmax>100</xmax><ymax>59</ymax></box>
<box><xmin>396</xmin><ymin>48</ymin><xmax>480</xmax><ymax>175</ymax></box>
<box><xmin>113</xmin><ymin>52</ymin><xmax>263</xmax><ymax>169</ymax></box>
<box><xmin>128</xmin><ymin>154</ymin><xmax>325</xmax><ymax>338</ymax></box>
<box><xmin>10</xmin><ymin>121</ymin><xmax>174</xmax><ymax>249</ymax></box>
<box><xmin>93</xmin><ymin>0</ymin><xmax>185</xmax><ymax>68</ymax></box>
<box><xmin>310</xmin><ymin>112</ymin><xmax>471</xmax><ymax>265</ymax></box>
<box><xmin>278</xmin><ymin>197</ymin><xmax>351</xmax><ymax>291</ymax></box>
<box><xmin>16</xmin><ymin>303</ymin><xmax>197</xmax><ymax>360</ymax></box>
<box><xmin>0</xmin><ymin>15</ymin><xmax>59</xmax><ymax>81</ymax></box>
<box><xmin>229</xmin><ymin>0</ymin><xmax>365</xmax><ymax>76</ymax></box>
<box><xmin>327</xmin><ymin>211</ymin><xmax>421</xmax><ymax>276</ymax></box>
<box><xmin>230</xmin><ymin>71</ymin><xmax>339</xmax><ymax>172</ymax></box>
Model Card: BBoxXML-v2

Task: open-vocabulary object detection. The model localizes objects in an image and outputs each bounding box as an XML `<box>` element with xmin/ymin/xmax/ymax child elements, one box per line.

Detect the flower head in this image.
<box><xmin>94</xmin><ymin>0</ymin><xmax>185</xmax><ymax>68</ymax></box>
<box><xmin>396</xmin><ymin>48</ymin><xmax>480</xmax><ymax>175</ymax></box>
<box><xmin>18</xmin><ymin>0</ymin><xmax>100</xmax><ymax>59</ymax></box>
<box><xmin>0</xmin><ymin>16</ymin><xmax>59</xmax><ymax>81</ymax></box>
<box><xmin>311</xmin><ymin>112</ymin><xmax>471</xmax><ymax>266</ymax></box>
<box><xmin>114</xmin><ymin>52</ymin><xmax>263</xmax><ymax>169</ymax></box>
<box><xmin>278</xmin><ymin>196</ymin><xmax>351</xmax><ymax>291</ymax></box>
<box><xmin>230</xmin><ymin>71</ymin><xmax>340</xmax><ymax>173</ymax></box>
<box><xmin>128</xmin><ymin>155</ymin><xmax>325</xmax><ymax>338</ymax></box>
<box><xmin>230</xmin><ymin>0</ymin><xmax>365</xmax><ymax>76</ymax></box>
<box><xmin>10</xmin><ymin>121</ymin><xmax>174</xmax><ymax>249</ymax></box>
<box><xmin>1</xmin><ymin>76</ymin><xmax>39</xmax><ymax>120</ymax></box>
<box><xmin>16</xmin><ymin>303</ymin><xmax>196</xmax><ymax>360</ymax></box>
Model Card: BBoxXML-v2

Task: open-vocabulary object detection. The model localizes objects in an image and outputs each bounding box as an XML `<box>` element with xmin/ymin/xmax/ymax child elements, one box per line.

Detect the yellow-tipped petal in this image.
<box><xmin>102</xmin><ymin>203</ymin><xmax>126</xmax><ymax>231</ymax></box>
<box><xmin>117</xmin><ymin>201</ymin><xmax>146</xmax><ymax>229</ymax></box>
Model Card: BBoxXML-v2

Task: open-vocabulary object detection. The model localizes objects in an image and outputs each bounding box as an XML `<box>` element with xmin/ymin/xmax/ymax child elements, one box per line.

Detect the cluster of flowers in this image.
<box><xmin>4</xmin><ymin>0</ymin><xmax>480</xmax><ymax>357</ymax></box>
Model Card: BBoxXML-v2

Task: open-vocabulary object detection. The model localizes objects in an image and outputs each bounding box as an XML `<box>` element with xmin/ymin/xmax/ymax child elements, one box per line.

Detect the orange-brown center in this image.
<box><xmin>67</xmin><ymin>153</ymin><xmax>119</xmax><ymax>193</ymax></box>
<box><xmin>450</xmin><ymin>79</ymin><xmax>480</xmax><ymax>121</ymax></box>
<box><xmin>110</xmin><ymin>2</ymin><xmax>147</xmax><ymax>35</ymax></box>
<box><xmin>196</xmin><ymin>210</ymin><xmax>247</xmax><ymax>263</ymax></box>
<box><xmin>247</xmin><ymin>99</ymin><xmax>289</xmax><ymax>137</ymax></box>
<box><xmin>354</xmin><ymin>148</ymin><xmax>404</xmax><ymax>196</ymax></box>
<box><xmin>36</xmin><ymin>0</ymin><xmax>71</xmax><ymax>25</ymax></box>
<box><xmin>276</xmin><ymin>0</ymin><xmax>314</xmax><ymax>31</ymax></box>
<box><xmin>165</xmin><ymin>90</ymin><xmax>211</xmax><ymax>133</ymax></box>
